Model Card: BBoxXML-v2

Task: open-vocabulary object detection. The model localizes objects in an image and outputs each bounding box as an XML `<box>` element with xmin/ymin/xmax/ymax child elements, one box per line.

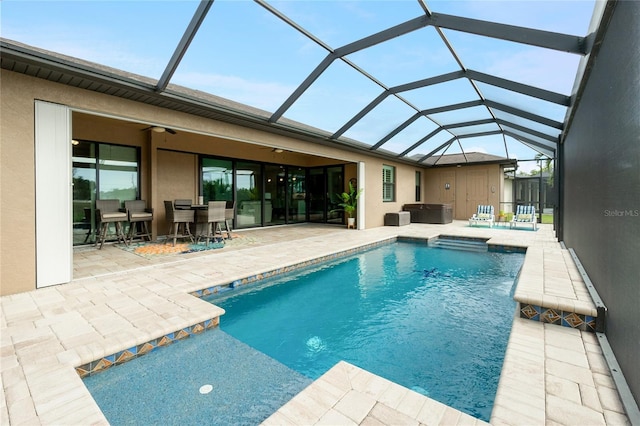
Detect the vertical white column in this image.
<box><xmin>35</xmin><ymin>101</ymin><xmax>72</xmax><ymax>287</ymax></box>
<box><xmin>357</xmin><ymin>161</ymin><xmax>365</xmax><ymax>230</ymax></box>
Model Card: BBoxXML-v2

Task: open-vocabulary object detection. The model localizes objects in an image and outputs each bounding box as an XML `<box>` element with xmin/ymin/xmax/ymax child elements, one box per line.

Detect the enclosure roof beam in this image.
<box><xmin>156</xmin><ymin>0</ymin><xmax>213</xmax><ymax>92</ymax></box>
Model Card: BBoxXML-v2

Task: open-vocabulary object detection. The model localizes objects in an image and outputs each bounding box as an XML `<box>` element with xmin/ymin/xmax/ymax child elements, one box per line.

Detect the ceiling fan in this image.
<box><xmin>257</xmin><ymin>145</ymin><xmax>286</xmax><ymax>153</ymax></box>
<box><xmin>141</xmin><ymin>125</ymin><xmax>176</xmax><ymax>135</ymax></box>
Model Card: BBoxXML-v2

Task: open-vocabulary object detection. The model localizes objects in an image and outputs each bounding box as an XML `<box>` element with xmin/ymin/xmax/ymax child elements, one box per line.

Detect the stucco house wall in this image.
<box><xmin>0</xmin><ymin>69</ymin><xmax>425</xmax><ymax>296</ymax></box>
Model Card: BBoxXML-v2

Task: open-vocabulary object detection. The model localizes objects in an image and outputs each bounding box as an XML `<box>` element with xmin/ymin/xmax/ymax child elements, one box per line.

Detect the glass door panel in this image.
<box><xmin>288</xmin><ymin>167</ymin><xmax>306</xmax><ymax>223</ymax></box>
<box><xmin>202</xmin><ymin>158</ymin><xmax>233</xmax><ymax>202</ymax></box>
<box><xmin>72</xmin><ymin>141</ymin><xmax>96</xmax><ymax>245</ymax></box>
<box><xmin>236</xmin><ymin>161</ymin><xmax>263</xmax><ymax>228</ymax></box>
<box><xmin>98</xmin><ymin>144</ymin><xmax>138</xmax><ymax>201</ymax></box>
<box><xmin>308</xmin><ymin>168</ymin><xmax>325</xmax><ymax>222</ymax></box>
<box><xmin>327</xmin><ymin>166</ymin><xmax>344</xmax><ymax>224</ymax></box>
<box><xmin>265</xmin><ymin>165</ymin><xmax>286</xmax><ymax>225</ymax></box>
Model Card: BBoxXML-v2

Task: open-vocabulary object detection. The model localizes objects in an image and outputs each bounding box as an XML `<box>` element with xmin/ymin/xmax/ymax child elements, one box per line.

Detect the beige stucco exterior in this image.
<box><xmin>1</xmin><ymin>69</ymin><xmax>435</xmax><ymax>296</ymax></box>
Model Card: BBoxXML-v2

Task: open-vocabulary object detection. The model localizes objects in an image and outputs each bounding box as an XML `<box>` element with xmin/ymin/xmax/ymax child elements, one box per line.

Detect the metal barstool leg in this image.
<box><xmin>215</xmin><ymin>222</ymin><xmax>224</xmax><ymax>243</ymax></box>
<box><xmin>205</xmin><ymin>222</ymin><xmax>212</xmax><ymax>246</ymax></box>
<box><xmin>97</xmin><ymin>223</ymin><xmax>108</xmax><ymax>250</ymax></box>
<box><xmin>224</xmin><ymin>220</ymin><xmax>232</xmax><ymax>240</ymax></box>
<box><xmin>127</xmin><ymin>221</ymin><xmax>136</xmax><ymax>244</ymax></box>
<box><xmin>173</xmin><ymin>223</ymin><xmax>179</xmax><ymax>247</ymax></box>
<box><xmin>116</xmin><ymin>222</ymin><xmax>128</xmax><ymax>246</ymax></box>
<box><xmin>142</xmin><ymin>221</ymin><xmax>151</xmax><ymax>242</ymax></box>
<box><xmin>185</xmin><ymin>222</ymin><xmax>194</xmax><ymax>243</ymax></box>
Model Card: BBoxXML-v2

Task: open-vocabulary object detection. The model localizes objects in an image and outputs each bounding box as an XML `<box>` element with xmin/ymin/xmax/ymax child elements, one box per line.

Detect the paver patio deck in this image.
<box><xmin>1</xmin><ymin>222</ymin><xmax>631</xmax><ymax>425</ymax></box>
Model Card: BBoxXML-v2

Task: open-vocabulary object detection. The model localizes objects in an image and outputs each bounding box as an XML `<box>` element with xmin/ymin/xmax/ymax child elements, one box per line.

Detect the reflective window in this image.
<box><xmin>201</xmin><ymin>158</ymin><xmax>233</xmax><ymax>202</ymax></box>
<box><xmin>98</xmin><ymin>144</ymin><xmax>138</xmax><ymax>201</ymax></box>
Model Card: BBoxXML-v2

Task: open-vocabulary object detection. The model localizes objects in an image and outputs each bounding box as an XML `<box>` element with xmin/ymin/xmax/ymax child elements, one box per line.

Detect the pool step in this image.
<box><xmin>429</xmin><ymin>237</ymin><xmax>488</xmax><ymax>252</ymax></box>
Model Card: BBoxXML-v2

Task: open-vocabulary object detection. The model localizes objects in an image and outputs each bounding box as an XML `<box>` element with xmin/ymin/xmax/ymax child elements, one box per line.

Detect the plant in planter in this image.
<box><xmin>336</xmin><ymin>182</ymin><xmax>363</xmax><ymax>228</ymax></box>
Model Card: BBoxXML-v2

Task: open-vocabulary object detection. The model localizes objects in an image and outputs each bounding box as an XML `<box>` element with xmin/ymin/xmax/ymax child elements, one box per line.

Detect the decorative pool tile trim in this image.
<box><xmin>400</xmin><ymin>234</ymin><xmax>527</xmax><ymax>254</ymax></box>
<box><xmin>519</xmin><ymin>302</ymin><xmax>597</xmax><ymax>332</ymax></box>
<box><xmin>437</xmin><ymin>234</ymin><xmax>490</xmax><ymax>243</ymax></box>
<box><xmin>189</xmin><ymin>236</ymin><xmax>527</xmax><ymax>301</ymax></box>
<box><xmin>76</xmin><ymin>317</ymin><xmax>219</xmax><ymax>378</ymax></box>
<box><xmin>488</xmin><ymin>244</ymin><xmax>527</xmax><ymax>254</ymax></box>
<box><xmin>397</xmin><ymin>236</ymin><xmax>431</xmax><ymax>244</ymax></box>
<box><xmin>189</xmin><ymin>237</ymin><xmax>397</xmax><ymax>298</ymax></box>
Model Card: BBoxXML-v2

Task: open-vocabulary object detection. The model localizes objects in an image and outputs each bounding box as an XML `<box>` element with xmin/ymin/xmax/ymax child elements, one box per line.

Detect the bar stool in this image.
<box><xmin>197</xmin><ymin>201</ymin><xmax>227</xmax><ymax>246</ymax></box>
<box><xmin>95</xmin><ymin>199</ymin><xmax>128</xmax><ymax>249</ymax></box>
<box><xmin>164</xmin><ymin>201</ymin><xmax>194</xmax><ymax>246</ymax></box>
<box><xmin>125</xmin><ymin>200</ymin><xmax>154</xmax><ymax>244</ymax></box>
<box><xmin>224</xmin><ymin>200</ymin><xmax>235</xmax><ymax>240</ymax></box>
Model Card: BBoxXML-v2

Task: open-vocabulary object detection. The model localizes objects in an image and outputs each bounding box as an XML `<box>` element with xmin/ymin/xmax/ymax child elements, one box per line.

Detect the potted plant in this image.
<box><xmin>336</xmin><ymin>182</ymin><xmax>363</xmax><ymax>228</ymax></box>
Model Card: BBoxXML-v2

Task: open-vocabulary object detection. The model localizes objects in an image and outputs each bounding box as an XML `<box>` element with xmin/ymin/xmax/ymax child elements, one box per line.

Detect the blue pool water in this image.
<box><xmin>206</xmin><ymin>242</ymin><xmax>524</xmax><ymax>421</ymax></box>
<box><xmin>84</xmin><ymin>328</ymin><xmax>312</xmax><ymax>425</ymax></box>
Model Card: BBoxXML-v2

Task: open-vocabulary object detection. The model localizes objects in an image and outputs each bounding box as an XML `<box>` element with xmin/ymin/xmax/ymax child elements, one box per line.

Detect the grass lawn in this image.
<box><xmin>498</xmin><ymin>212</ymin><xmax>554</xmax><ymax>224</ymax></box>
<box><xmin>541</xmin><ymin>213</ymin><xmax>554</xmax><ymax>224</ymax></box>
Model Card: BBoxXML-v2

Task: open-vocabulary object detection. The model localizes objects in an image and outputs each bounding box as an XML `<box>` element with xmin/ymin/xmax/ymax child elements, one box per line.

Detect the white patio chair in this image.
<box><xmin>469</xmin><ymin>205</ymin><xmax>495</xmax><ymax>228</ymax></box>
<box><xmin>510</xmin><ymin>205</ymin><xmax>537</xmax><ymax>230</ymax></box>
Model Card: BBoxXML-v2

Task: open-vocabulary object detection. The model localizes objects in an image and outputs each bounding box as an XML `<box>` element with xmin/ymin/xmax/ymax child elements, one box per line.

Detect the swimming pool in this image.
<box><xmin>83</xmin><ymin>240</ymin><xmax>524</xmax><ymax>424</ymax></box>
<box><xmin>206</xmin><ymin>241</ymin><xmax>525</xmax><ymax>421</ymax></box>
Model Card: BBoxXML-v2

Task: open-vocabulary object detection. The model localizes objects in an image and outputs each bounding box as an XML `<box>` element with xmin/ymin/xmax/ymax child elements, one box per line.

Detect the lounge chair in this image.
<box><xmin>469</xmin><ymin>205</ymin><xmax>495</xmax><ymax>228</ymax></box>
<box><xmin>510</xmin><ymin>205</ymin><xmax>537</xmax><ymax>230</ymax></box>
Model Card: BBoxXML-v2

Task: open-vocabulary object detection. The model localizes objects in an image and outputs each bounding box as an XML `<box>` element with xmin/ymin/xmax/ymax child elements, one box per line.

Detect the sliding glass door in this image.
<box><xmin>199</xmin><ymin>156</ymin><xmax>345</xmax><ymax>228</ymax></box>
<box><xmin>201</xmin><ymin>158</ymin><xmax>233</xmax><ymax>202</ymax></box>
<box><xmin>288</xmin><ymin>167</ymin><xmax>306</xmax><ymax>223</ymax></box>
<box><xmin>264</xmin><ymin>164</ymin><xmax>286</xmax><ymax>225</ymax></box>
<box><xmin>72</xmin><ymin>141</ymin><xmax>139</xmax><ymax>245</ymax></box>
<box><xmin>308</xmin><ymin>165</ymin><xmax>344</xmax><ymax>224</ymax></box>
<box><xmin>236</xmin><ymin>161</ymin><xmax>263</xmax><ymax>228</ymax></box>
<box><xmin>327</xmin><ymin>166</ymin><xmax>344</xmax><ymax>224</ymax></box>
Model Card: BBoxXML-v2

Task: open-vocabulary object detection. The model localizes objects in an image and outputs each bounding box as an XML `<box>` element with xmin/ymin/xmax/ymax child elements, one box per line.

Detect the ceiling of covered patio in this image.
<box><xmin>0</xmin><ymin>0</ymin><xmax>597</xmax><ymax>168</ymax></box>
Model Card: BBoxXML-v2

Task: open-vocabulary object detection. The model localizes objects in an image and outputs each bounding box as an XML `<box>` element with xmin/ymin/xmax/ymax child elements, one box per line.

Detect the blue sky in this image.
<box><xmin>1</xmin><ymin>0</ymin><xmax>597</xmax><ymax>170</ymax></box>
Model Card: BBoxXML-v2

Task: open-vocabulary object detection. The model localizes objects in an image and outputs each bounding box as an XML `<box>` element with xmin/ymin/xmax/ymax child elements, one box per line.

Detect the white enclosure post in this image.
<box><xmin>357</xmin><ymin>161</ymin><xmax>365</xmax><ymax>230</ymax></box>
